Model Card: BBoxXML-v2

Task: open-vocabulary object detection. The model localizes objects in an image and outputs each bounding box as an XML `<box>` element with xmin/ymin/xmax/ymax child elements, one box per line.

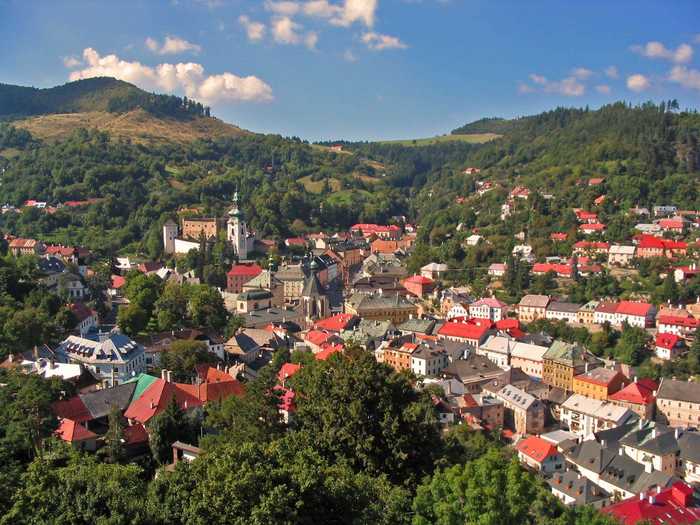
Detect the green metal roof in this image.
<box><xmin>125</xmin><ymin>373</ymin><xmax>159</xmax><ymax>401</ymax></box>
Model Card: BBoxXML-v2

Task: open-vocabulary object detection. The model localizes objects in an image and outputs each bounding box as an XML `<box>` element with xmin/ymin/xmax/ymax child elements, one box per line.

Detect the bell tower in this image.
<box><xmin>227</xmin><ymin>191</ymin><xmax>248</xmax><ymax>260</ymax></box>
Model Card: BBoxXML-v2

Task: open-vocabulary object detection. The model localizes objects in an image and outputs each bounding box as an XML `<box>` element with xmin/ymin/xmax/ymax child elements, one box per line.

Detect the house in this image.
<box><xmin>344</xmin><ymin>293</ymin><xmax>418</xmax><ymax>324</ymax></box>
<box><xmin>9</xmin><ymin>237</ymin><xmax>43</xmax><ymax>256</ymax></box>
<box><xmin>550</xmin><ymin>232</ymin><xmax>568</xmax><ymax>242</ymax></box>
<box><xmin>512</xmin><ymin>244</ymin><xmax>534</xmax><ymax>263</ymax></box>
<box><xmin>616</xmin><ymin>301</ymin><xmax>657</xmax><ymax>329</ymax></box>
<box><xmin>533</xmin><ymin>262</ymin><xmax>574</xmax><ymax>279</ymax></box>
<box><xmin>560</xmin><ymin>394</ymin><xmax>634</xmax><ymax>438</ymax></box>
<box><xmin>477</xmin><ymin>335</ymin><xmax>512</xmax><ymax>368</ymax></box>
<box><xmin>573</xmin><ymin>241</ymin><xmax>610</xmax><ymax>255</ymax></box>
<box><xmin>68</xmin><ymin>302</ymin><xmax>98</xmax><ymax>337</ymax></box>
<box><xmin>235</xmin><ymin>289</ymin><xmax>273</xmax><ymax>314</ymax></box>
<box><xmin>601</xmin><ymin>482</ymin><xmax>700</xmax><ymax>525</ymax></box>
<box><xmin>341</xmin><ymin>318</ymin><xmax>395</xmax><ymax>351</ymax></box>
<box><xmin>465</xmin><ymin>234</ymin><xmax>483</xmax><ymax>246</ymax></box>
<box><xmin>517</xmin><ymin>294</ymin><xmax>550</xmax><ymax>322</ymax></box>
<box><xmin>124</xmin><ymin>378</ymin><xmax>203</xmax><ymax>425</ymax></box>
<box><xmin>654</xmin><ymin>333</ymin><xmax>686</xmax><ymax>361</ymax></box>
<box><xmin>577</xmin><ymin>301</ymin><xmax>599</xmax><ymax>325</ymax></box>
<box><xmin>420</xmin><ymin>262</ymin><xmax>448</xmax><ymax>280</ymax></box>
<box><xmin>441</xmin><ymin>353</ymin><xmax>504</xmax><ymax>393</ymax></box>
<box><xmin>469</xmin><ymin>297</ymin><xmax>507</xmax><ymax>322</ymax></box>
<box><xmin>575</xmin><ymin>210</ymin><xmax>599</xmax><ymax>223</ymax></box>
<box><xmin>657</xmin><ymin>314</ymin><xmax>699</xmax><ymax>338</ymax></box>
<box><xmin>608</xmin><ymin>378</ymin><xmax>658</xmax><ymax>420</ymax></box>
<box><xmin>589</xmin><ymin>177</ymin><xmax>604</xmax><ymax>186</ymax></box>
<box><xmin>226</xmin><ymin>263</ymin><xmax>263</xmax><ymax>293</ymax></box>
<box><xmin>653</xmin><ymin>205</ymin><xmax>678</xmax><ymax>217</ymax></box>
<box><xmin>674</xmin><ymin>263</ymin><xmax>700</xmax><ymax>284</ymax></box>
<box><xmin>55</xmin><ymin>418</ymin><xmax>99</xmax><ymax>451</ymax></box>
<box><xmin>350</xmin><ymin>223</ymin><xmax>401</xmax><ymax>240</ymax></box>
<box><xmin>636</xmin><ymin>235</ymin><xmax>688</xmax><ymax>259</ymax></box>
<box><xmin>55</xmin><ymin>333</ymin><xmax>147</xmax><ymax>388</ymax></box>
<box><xmin>488</xmin><ymin>263</ymin><xmax>507</xmax><ymax>277</ymax></box>
<box><xmin>314</xmin><ymin>313</ymin><xmax>359</xmax><ymax>334</ymax></box>
<box><xmin>656</xmin><ymin>378</ymin><xmax>700</xmax><ymax>428</ymax></box>
<box><xmin>451</xmin><ymin>392</ymin><xmax>504</xmax><ymax>429</ymax></box>
<box><xmin>437</xmin><ymin>321</ymin><xmax>491</xmax><ymax>349</ymax></box>
<box><xmin>401</xmin><ymin>274</ymin><xmax>436</xmax><ymax>298</ymax></box>
<box><xmin>572</xmin><ymin>368</ymin><xmax>630</xmax><ymax>400</ymax></box>
<box><xmin>509</xmin><ymin>341</ymin><xmax>549</xmax><ymax>379</ymax></box>
<box><xmin>542</xmin><ymin>340</ymin><xmax>599</xmax><ymax>391</ymax></box>
<box><xmin>58</xmin><ymin>273</ymin><xmax>88</xmax><ymax>300</ymax></box>
<box><xmin>546</xmin><ymin>302</ymin><xmax>582</xmax><ymax>324</ymax></box>
<box><xmin>659</xmin><ymin>217</ymin><xmax>686</xmax><ymax>234</ymax></box>
<box><xmin>547</xmin><ymin>469</ymin><xmax>610</xmax><ymax>508</ymax></box>
<box><xmin>510</xmin><ymin>186</ymin><xmax>530</xmax><ymax>199</ymax></box>
<box><xmin>608</xmin><ymin>245</ymin><xmax>637</xmax><ymax>266</ymax></box>
<box><xmin>594</xmin><ymin>301</ymin><xmax>618</xmax><ymax>326</ymax></box>
<box><xmin>516</xmin><ymin>435</ymin><xmax>565</xmax><ymax>473</ymax></box>
<box><xmin>410</xmin><ymin>343</ymin><xmax>450</xmax><ymax>377</ymax></box>
<box><xmin>579</xmin><ymin>222</ymin><xmax>606</xmax><ymax>235</ymax></box>
<box><xmin>493</xmin><ymin>384</ymin><xmax>546</xmax><ymax>435</ymax></box>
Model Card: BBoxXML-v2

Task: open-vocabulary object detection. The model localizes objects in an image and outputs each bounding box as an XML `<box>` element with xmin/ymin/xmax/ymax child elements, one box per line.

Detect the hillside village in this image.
<box><xmin>2</xmin><ymin>162</ymin><xmax>700</xmax><ymax>524</ymax></box>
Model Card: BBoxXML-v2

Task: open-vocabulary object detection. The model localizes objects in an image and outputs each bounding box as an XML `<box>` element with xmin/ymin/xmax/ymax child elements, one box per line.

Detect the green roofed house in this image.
<box><xmin>236</xmin><ymin>289</ymin><xmax>273</xmax><ymax>314</ymax></box>
<box><xmin>125</xmin><ymin>373</ymin><xmax>160</xmax><ymax>402</ymax></box>
<box><xmin>542</xmin><ymin>340</ymin><xmax>600</xmax><ymax>392</ymax></box>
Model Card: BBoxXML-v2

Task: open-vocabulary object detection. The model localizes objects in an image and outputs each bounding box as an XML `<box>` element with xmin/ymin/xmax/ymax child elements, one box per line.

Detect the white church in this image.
<box><xmin>163</xmin><ymin>192</ymin><xmax>255</xmax><ymax>259</ymax></box>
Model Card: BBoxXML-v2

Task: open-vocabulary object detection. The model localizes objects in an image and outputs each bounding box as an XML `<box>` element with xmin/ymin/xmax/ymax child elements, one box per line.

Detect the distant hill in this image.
<box><xmin>451</xmin><ymin>117</ymin><xmax>521</xmax><ymax>136</ymax></box>
<box><xmin>0</xmin><ymin>77</ymin><xmax>249</xmax><ymax>144</ymax></box>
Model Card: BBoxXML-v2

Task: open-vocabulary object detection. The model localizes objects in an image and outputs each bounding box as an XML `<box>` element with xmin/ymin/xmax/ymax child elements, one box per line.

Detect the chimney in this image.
<box><xmin>652</xmin><ymin>428</ymin><xmax>656</xmax><ymax>439</ymax></box>
<box><xmin>161</xmin><ymin>369</ymin><xmax>168</xmax><ymax>380</ymax></box>
<box><xmin>184</xmin><ymin>400</ymin><xmax>188</xmax><ymax>409</ymax></box>
<box><xmin>675</xmin><ymin>428</ymin><xmax>681</xmax><ymax>439</ymax></box>
<box><xmin>167</xmin><ymin>370</ymin><xmax>173</xmax><ymax>382</ymax></box>
<box><xmin>639</xmin><ymin>492</ymin><xmax>645</xmax><ymax>501</ymax></box>
<box><xmin>645</xmin><ymin>461</ymin><xmax>653</xmax><ymax>473</ymax></box>
<box><xmin>634</xmin><ymin>376</ymin><xmax>638</xmax><ymax>383</ymax></box>
<box><xmin>648</xmin><ymin>495</ymin><xmax>656</xmax><ymax>505</ymax></box>
<box><xmin>150</xmin><ymin>401</ymin><xmax>155</xmax><ymax>409</ymax></box>
<box><xmin>619</xmin><ymin>448</ymin><xmax>624</xmax><ymax>456</ymax></box>
<box><xmin>33</xmin><ymin>345</ymin><xmax>38</xmax><ymax>361</ymax></box>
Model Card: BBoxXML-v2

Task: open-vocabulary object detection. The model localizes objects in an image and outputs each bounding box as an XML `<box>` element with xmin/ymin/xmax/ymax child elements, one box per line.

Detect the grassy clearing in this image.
<box><xmin>376</xmin><ymin>133</ymin><xmax>501</xmax><ymax>147</ymax></box>
<box><xmin>299</xmin><ymin>175</ymin><xmax>342</xmax><ymax>194</ymax></box>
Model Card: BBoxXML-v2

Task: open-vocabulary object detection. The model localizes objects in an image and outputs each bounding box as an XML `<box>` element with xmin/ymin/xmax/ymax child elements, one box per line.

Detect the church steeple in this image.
<box><xmin>227</xmin><ymin>189</ymin><xmax>248</xmax><ymax>260</ymax></box>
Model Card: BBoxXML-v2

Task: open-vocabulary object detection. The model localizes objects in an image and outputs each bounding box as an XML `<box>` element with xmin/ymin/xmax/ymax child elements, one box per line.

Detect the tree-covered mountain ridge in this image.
<box><xmin>0</xmin><ymin>77</ymin><xmax>249</xmax><ymax>145</ymax></box>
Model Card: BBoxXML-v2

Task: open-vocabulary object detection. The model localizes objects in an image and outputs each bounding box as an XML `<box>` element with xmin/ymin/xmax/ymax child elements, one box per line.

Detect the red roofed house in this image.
<box><xmin>636</xmin><ymin>234</ymin><xmax>688</xmax><ymax>259</ymax></box>
<box><xmin>572</xmin><ymin>368</ymin><xmax>630</xmax><ymax>401</ymax></box>
<box><xmin>469</xmin><ymin>297</ymin><xmax>508</xmax><ymax>322</ymax></box>
<box><xmin>69</xmin><ymin>302</ymin><xmax>98</xmax><ymax>336</ymax></box>
<box><xmin>370</xmin><ymin>237</ymin><xmax>414</xmax><ymax>255</ymax></box>
<box><xmin>350</xmin><ymin>223</ymin><xmax>401</xmax><ymax>240</ymax></box>
<box><xmin>303</xmin><ymin>330</ymin><xmax>343</xmax><ymax>353</ymax></box>
<box><xmin>657</xmin><ymin>315</ymin><xmax>699</xmax><ymax>338</ymax></box>
<box><xmin>315</xmin><ymin>342</ymin><xmax>344</xmax><ymax>361</ymax></box>
<box><xmin>437</xmin><ymin>321</ymin><xmax>491</xmax><ymax>349</ymax></box>
<box><xmin>314</xmin><ymin>313</ymin><xmax>358</xmax><ymax>334</ymax></box>
<box><xmin>402</xmin><ymin>274</ymin><xmax>436</xmax><ymax>298</ymax></box>
<box><xmin>588</xmin><ymin>177</ymin><xmax>604</xmax><ymax>186</ymax></box>
<box><xmin>55</xmin><ymin>418</ymin><xmax>98</xmax><ymax>451</ymax></box>
<box><xmin>615</xmin><ymin>301</ymin><xmax>656</xmax><ymax>328</ymax></box>
<box><xmin>654</xmin><ymin>333</ymin><xmax>686</xmax><ymax>361</ymax></box>
<box><xmin>550</xmin><ymin>232</ymin><xmax>568</xmax><ymax>242</ymax></box>
<box><xmin>9</xmin><ymin>238</ymin><xmax>42</xmax><ymax>256</ymax></box>
<box><xmin>674</xmin><ymin>263</ymin><xmax>700</xmax><ymax>283</ymax></box>
<box><xmin>109</xmin><ymin>275</ymin><xmax>126</xmax><ymax>296</ymax></box>
<box><xmin>226</xmin><ymin>263</ymin><xmax>263</xmax><ymax>293</ymax></box>
<box><xmin>124</xmin><ymin>378</ymin><xmax>203</xmax><ymax>424</ymax></box>
<box><xmin>608</xmin><ymin>378</ymin><xmax>658</xmax><ymax>420</ymax></box>
<box><xmin>516</xmin><ymin>435</ymin><xmax>565</xmax><ymax>473</ymax></box>
<box><xmin>594</xmin><ymin>195</ymin><xmax>606</xmax><ymax>206</ymax></box>
<box><xmin>573</xmin><ymin>241</ymin><xmax>610</xmax><ymax>255</ymax></box>
<box><xmin>510</xmin><ymin>186</ymin><xmax>531</xmax><ymax>199</ymax></box>
<box><xmin>659</xmin><ymin>217</ymin><xmax>686</xmax><ymax>234</ymax></box>
<box><xmin>278</xmin><ymin>362</ymin><xmax>301</xmax><ymax>385</ymax></box>
<box><xmin>575</xmin><ymin>210</ymin><xmax>598</xmax><ymax>223</ymax></box>
<box><xmin>601</xmin><ymin>482</ymin><xmax>700</xmax><ymax>525</ymax></box>
<box><xmin>532</xmin><ymin>262</ymin><xmax>574</xmax><ymax>278</ymax></box>
<box><xmin>284</xmin><ymin>237</ymin><xmax>307</xmax><ymax>248</ymax></box>
<box><xmin>579</xmin><ymin>222</ymin><xmax>606</xmax><ymax>235</ymax></box>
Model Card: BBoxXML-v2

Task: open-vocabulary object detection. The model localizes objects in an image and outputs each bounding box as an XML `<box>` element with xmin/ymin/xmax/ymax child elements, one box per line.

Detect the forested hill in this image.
<box><xmin>0</xmin><ymin>77</ymin><xmax>210</xmax><ymax>119</ymax></box>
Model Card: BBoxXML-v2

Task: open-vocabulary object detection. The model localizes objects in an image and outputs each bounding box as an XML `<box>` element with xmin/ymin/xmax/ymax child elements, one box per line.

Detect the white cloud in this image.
<box><xmin>626</xmin><ymin>73</ymin><xmax>650</xmax><ymax>92</ymax></box>
<box><xmin>239</xmin><ymin>15</ymin><xmax>266</xmax><ymax>42</ymax></box>
<box><xmin>145</xmin><ymin>35</ymin><xmax>202</xmax><ymax>55</ymax></box>
<box><xmin>271</xmin><ymin>16</ymin><xmax>303</xmax><ymax>44</ymax></box>
<box><xmin>343</xmin><ymin>49</ymin><xmax>358</xmax><ymax>62</ymax></box>
<box><xmin>304</xmin><ymin>0</ymin><xmax>341</xmax><ymax>18</ymax></box>
<box><xmin>331</xmin><ymin>0</ymin><xmax>378</xmax><ymax>27</ymax></box>
<box><xmin>304</xmin><ymin>31</ymin><xmax>319</xmax><ymax>49</ymax></box>
<box><xmin>265</xmin><ymin>1</ymin><xmax>301</xmax><ymax>16</ymax></box>
<box><xmin>361</xmin><ymin>31</ymin><xmax>407</xmax><ymax>50</ymax></box>
<box><xmin>631</xmin><ymin>41</ymin><xmax>693</xmax><ymax>63</ymax></box>
<box><xmin>571</xmin><ymin>67</ymin><xmax>593</xmax><ymax>79</ymax></box>
<box><xmin>66</xmin><ymin>47</ymin><xmax>273</xmax><ymax>104</ymax></box>
<box><xmin>520</xmin><ymin>73</ymin><xmax>585</xmax><ymax>96</ymax></box>
<box><xmin>63</xmin><ymin>56</ymin><xmax>82</xmax><ymax>68</ymax></box>
<box><xmin>529</xmin><ymin>74</ymin><xmax>547</xmax><ymax>85</ymax></box>
<box><xmin>604</xmin><ymin>66</ymin><xmax>618</xmax><ymax>79</ymax></box>
<box><xmin>669</xmin><ymin>65</ymin><xmax>700</xmax><ymax>91</ymax></box>
<box><xmin>595</xmin><ymin>84</ymin><xmax>611</xmax><ymax>94</ymax></box>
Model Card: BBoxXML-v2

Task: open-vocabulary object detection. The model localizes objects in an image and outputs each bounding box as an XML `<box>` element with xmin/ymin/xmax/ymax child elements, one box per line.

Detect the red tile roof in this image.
<box><xmin>278</xmin><ymin>362</ymin><xmax>302</xmax><ymax>382</ymax></box>
<box><xmin>438</xmin><ymin>321</ymin><xmax>490</xmax><ymax>341</ymax></box>
<box><xmin>532</xmin><ymin>263</ymin><xmax>573</xmax><ymax>277</ymax></box>
<box><xmin>124</xmin><ymin>379</ymin><xmax>203</xmax><ymax>424</ymax></box>
<box><xmin>655</xmin><ymin>333</ymin><xmax>681</xmax><ymax>350</ymax></box>
<box><xmin>516</xmin><ymin>436</ymin><xmax>560</xmax><ymax>462</ymax></box>
<box><xmin>52</xmin><ymin>397</ymin><xmax>92</xmax><ymax>423</ymax></box>
<box><xmin>658</xmin><ymin>315</ymin><xmax>699</xmax><ymax>328</ymax></box>
<box><xmin>69</xmin><ymin>302</ymin><xmax>95</xmax><ymax>322</ymax></box>
<box><xmin>550</xmin><ymin>232</ymin><xmax>568</xmax><ymax>241</ymax></box>
<box><xmin>573</xmin><ymin>241</ymin><xmax>610</xmax><ymax>250</ymax></box>
<box><xmin>315</xmin><ymin>343</ymin><xmax>344</xmax><ymax>361</ymax></box>
<box><xmin>179</xmin><ymin>380</ymin><xmax>245</xmax><ymax>404</ymax></box>
<box><xmin>110</xmin><ymin>275</ymin><xmax>126</xmax><ymax>289</ymax></box>
<box><xmin>608</xmin><ymin>379</ymin><xmax>658</xmax><ymax>405</ymax></box>
<box><xmin>616</xmin><ymin>301</ymin><xmax>653</xmax><ymax>317</ymax></box>
<box><xmin>314</xmin><ymin>313</ymin><xmax>357</xmax><ymax>333</ymax></box>
<box><xmin>472</xmin><ymin>297</ymin><xmax>507</xmax><ymax>309</ymax></box>
<box><xmin>227</xmin><ymin>263</ymin><xmax>263</xmax><ymax>277</ymax></box>
<box><xmin>304</xmin><ymin>330</ymin><xmax>334</xmax><ymax>347</ymax></box>
<box><xmin>123</xmin><ymin>423</ymin><xmax>149</xmax><ymax>445</ymax></box>
<box><xmin>579</xmin><ymin>222</ymin><xmax>606</xmax><ymax>232</ymax></box>
<box><xmin>403</xmin><ymin>274</ymin><xmax>435</xmax><ymax>285</ymax></box>
<box><xmin>575</xmin><ymin>210</ymin><xmax>598</xmax><ymax>221</ymax></box>
<box><xmin>55</xmin><ymin>418</ymin><xmax>97</xmax><ymax>442</ymax></box>
<box><xmin>601</xmin><ymin>482</ymin><xmax>700</xmax><ymax>525</ymax></box>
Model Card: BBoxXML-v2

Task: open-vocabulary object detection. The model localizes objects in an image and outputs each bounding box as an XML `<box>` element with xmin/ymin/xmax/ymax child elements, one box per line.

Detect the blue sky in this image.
<box><xmin>2</xmin><ymin>0</ymin><xmax>699</xmax><ymax>140</ymax></box>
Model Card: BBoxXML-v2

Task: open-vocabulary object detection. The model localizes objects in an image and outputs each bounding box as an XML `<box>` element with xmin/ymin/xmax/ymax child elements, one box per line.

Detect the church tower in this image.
<box><xmin>227</xmin><ymin>191</ymin><xmax>248</xmax><ymax>260</ymax></box>
<box><xmin>301</xmin><ymin>258</ymin><xmax>329</xmax><ymax>325</ymax></box>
